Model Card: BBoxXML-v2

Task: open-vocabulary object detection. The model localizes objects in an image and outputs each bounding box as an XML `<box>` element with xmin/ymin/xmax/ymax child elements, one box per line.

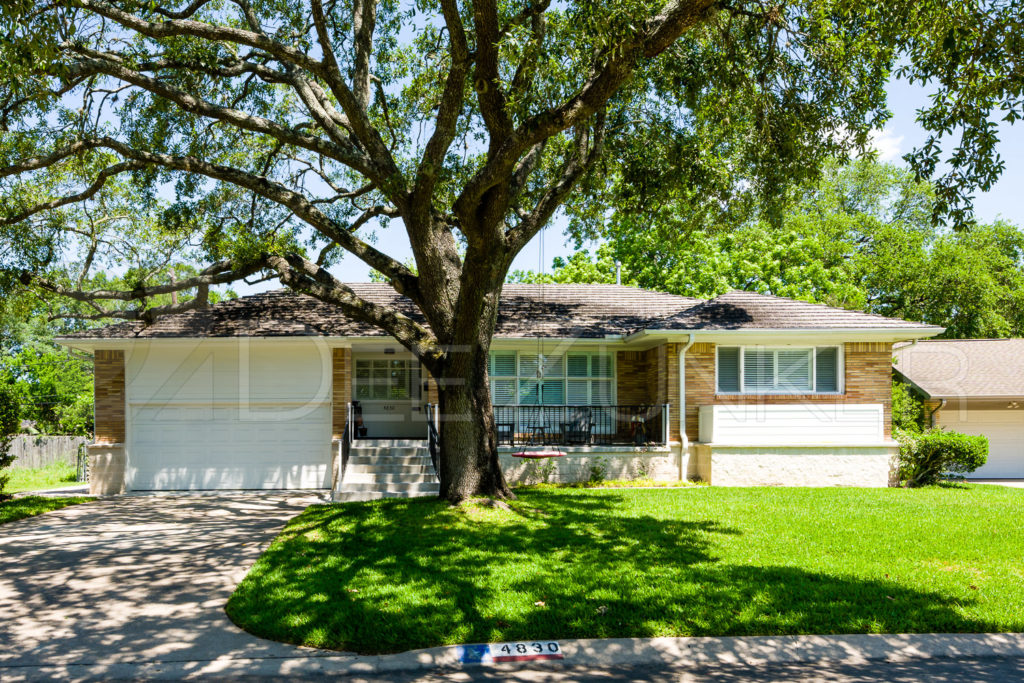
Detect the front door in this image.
<box><xmin>353</xmin><ymin>355</ymin><xmax>426</xmax><ymax>439</ymax></box>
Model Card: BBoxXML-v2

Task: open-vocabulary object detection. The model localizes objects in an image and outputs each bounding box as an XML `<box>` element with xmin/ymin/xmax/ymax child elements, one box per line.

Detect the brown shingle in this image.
<box><xmin>658</xmin><ymin>290</ymin><xmax>938</xmax><ymax>330</ymax></box>
<box><xmin>62</xmin><ymin>283</ymin><xmax>935</xmax><ymax>340</ymax></box>
<box><xmin>893</xmin><ymin>338</ymin><xmax>1024</xmax><ymax>398</ymax></box>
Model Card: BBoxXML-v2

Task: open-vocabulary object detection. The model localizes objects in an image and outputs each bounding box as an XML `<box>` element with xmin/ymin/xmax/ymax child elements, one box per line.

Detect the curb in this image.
<box><xmin>5</xmin><ymin>632</ymin><xmax>1024</xmax><ymax>681</ymax></box>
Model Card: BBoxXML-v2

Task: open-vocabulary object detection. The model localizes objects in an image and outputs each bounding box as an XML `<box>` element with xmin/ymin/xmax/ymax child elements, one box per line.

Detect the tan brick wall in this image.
<box><xmin>685</xmin><ymin>342</ymin><xmax>894</xmax><ymax>441</ymax></box>
<box><xmin>331</xmin><ymin>347</ymin><xmax>352</xmax><ymax>439</ymax></box>
<box><xmin>616</xmin><ymin>343</ymin><xmax>681</xmax><ymax>442</ymax></box>
<box><xmin>616</xmin><ymin>350</ymin><xmax>651</xmax><ymax>405</ymax></box>
<box><xmin>94</xmin><ymin>350</ymin><xmax>125</xmax><ymax>444</ymax></box>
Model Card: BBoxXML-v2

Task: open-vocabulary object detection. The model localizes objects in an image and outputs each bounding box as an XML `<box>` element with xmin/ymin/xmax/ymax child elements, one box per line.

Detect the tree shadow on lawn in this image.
<box><xmin>226</xmin><ymin>491</ymin><xmax>1005</xmax><ymax>654</ymax></box>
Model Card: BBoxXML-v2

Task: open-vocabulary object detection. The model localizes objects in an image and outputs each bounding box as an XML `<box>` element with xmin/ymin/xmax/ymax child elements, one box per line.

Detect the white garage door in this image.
<box><xmin>938</xmin><ymin>409</ymin><xmax>1024</xmax><ymax>479</ymax></box>
<box><xmin>125</xmin><ymin>341</ymin><xmax>332</xmax><ymax>491</ymax></box>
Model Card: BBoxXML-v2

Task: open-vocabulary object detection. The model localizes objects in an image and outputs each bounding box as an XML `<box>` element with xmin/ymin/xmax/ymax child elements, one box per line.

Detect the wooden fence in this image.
<box><xmin>7</xmin><ymin>435</ymin><xmax>90</xmax><ymax>469</ymax></box>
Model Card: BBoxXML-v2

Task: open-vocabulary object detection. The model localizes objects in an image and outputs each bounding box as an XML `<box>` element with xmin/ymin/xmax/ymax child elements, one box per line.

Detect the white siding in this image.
<box><xmin>937</xmin><ymin>408</ymin><xmax>1024</xmax><ymax>479</ymax></box>
<box><xmin>125</xmin><ymin>341</ymin><xmax>332</xmax><ymax>490</ymax></box>
<box><xmin>698</xmin><ymin>404</ymin><xmax>885</xmax><ymax>445</ymax></box>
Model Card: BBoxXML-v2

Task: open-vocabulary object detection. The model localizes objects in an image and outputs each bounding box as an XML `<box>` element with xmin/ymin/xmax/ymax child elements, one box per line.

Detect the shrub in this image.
<box><xmin>588</xmin><ymin>457</ymin><xmax>608</xmax><ymax>484</ymax></box>
<box><xmin>0</xmin><ymin>384</ymin><xmax>22</xmax><ymax>499</ymax></box>
<box><xmin>525</xmin><ymin>458</ymin><xmax>558</xmax><ymax>484</ymax></box>
<box><xmin>892</xmin><ymin>380</ymin><xmax>925</xmax><ymax>433</ymax></box>
<box><xmin>896</xmin><ymin>427</ymin><xmax>988</xmax><ymax>487</ymax></box>
<box><xmin>634</xmin><ymin>458</ymin><xmax>653</xmax><ymax>480</ymax></box>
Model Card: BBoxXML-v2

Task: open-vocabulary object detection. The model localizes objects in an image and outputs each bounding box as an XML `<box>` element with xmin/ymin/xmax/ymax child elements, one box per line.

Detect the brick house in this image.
<box><xmin>59</xmin><ymin>284</ymin><xmax>942</xmax><ymax>497</ymax></box>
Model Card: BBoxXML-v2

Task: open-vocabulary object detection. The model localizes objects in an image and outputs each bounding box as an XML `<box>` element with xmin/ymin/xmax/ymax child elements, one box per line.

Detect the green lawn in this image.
<box><xmin>226</xmin><ymin>485</ymin><xmax>1024</xmax><ymax>654</ymax></box>
<box><xmin>4</xmin><ymin>461</ymin><xmax>79</xmax><ymax>492</ymax></box>
<box><xmin>0</xmin><ymin>496</ymin><xmax>93</xmax><ymax>525</ymax></box>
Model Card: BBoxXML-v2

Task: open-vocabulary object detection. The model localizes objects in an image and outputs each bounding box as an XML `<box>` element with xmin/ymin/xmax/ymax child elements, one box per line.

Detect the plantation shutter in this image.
<box><xmin>776</xmin><ymin>349</ymin><xmax>812</xmax><ymax>392</ymax></box>
<box><xmin>492</xmin><ymin>380</ymin><xmax>516</xmax><ymax>405</ymax></box>
<box><xmin>566</xmin><ymin>354</ymin><xmax>589</xmax><ymax>377</ymax></box>
<box><xmin>541</xmin><ymin>379</ymin><xmax>564</xmax><ymax>405</ymax></box>
<box><xmin>815</xmin><ymin>347</ymin><xmax>839</xmax><ymax>392</ymax></box>
<box><xmin>591</xmin><ymin>380</ymin><xmax>612</xmax><ymax>405</ymax></box>
<box><xmin>567</xmin><ymin>379</ymin><xmax>589</xmax><ymax>405</ymax></box>
<box><xmin>518</xmin><ymin>354</ymin><xmax>540</xmax><ymax>378</ymax></box>
<box><xmin>717</xmin><ymin>347</ymin><xmax>740</xmax><ymax>393</ymax></box>
<box><xmin>490</xmin><ymin>352</ymin><xmax>516</xmax><ymax>377</ymax></box>
<box><xmin>743</xmin><ymin>349</ymin><xmax>774</xmax><ymax>392</ymax></box>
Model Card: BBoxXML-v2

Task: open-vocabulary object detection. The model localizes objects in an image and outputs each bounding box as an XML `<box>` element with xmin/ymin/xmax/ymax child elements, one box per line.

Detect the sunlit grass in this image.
<box><xmin>0</xmin><ymin>496</ymin><xmax>93</xmax><ymax>524</ymax></box>
<box><xmin>4</xmin><ymin>461</ymin><xmax>79</xmax><ymax>492</ymax></box>
<box><xmin>226</xmin><ymin>484</ymin><xmax>1024</xmax><ymax>654</ymax></box>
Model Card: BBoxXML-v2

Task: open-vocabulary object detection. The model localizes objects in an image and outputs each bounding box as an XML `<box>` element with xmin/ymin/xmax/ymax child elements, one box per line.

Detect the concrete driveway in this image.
<box><xmin>0</xmin><ymin>492</ymin><xmax>333</xmax><ymax>679</ymax></box>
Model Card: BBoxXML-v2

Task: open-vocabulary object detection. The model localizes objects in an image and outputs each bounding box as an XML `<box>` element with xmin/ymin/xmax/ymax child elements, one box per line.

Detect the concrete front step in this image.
<box><xmin>341</xmin><ymin>482</ymin><xmax>440</xmax><ymax>494</ymax></box>
<box><xmin>344</xmin><ymin>472</ymin><xmax>438</xmax><ymax>484</ymax></box>
<box><xmin>354</xmin><ymin>439</ymin><xmax>428</xmax><ymax>448</ymax></box>
<box><xmin>350</xmin><ymin>446</ymin><xmax>429</xmax><ymax>458</ymax></box>
<box><xmin>346</xmin><ymin>463</ymin><xmax>435</xmax><ymax>475</ymax></box>
<box><xmin>348</xmin><ymin>455</ymin><xmax>433</xmax><ymax>466</ymax></box>
<box><xmin>336</xmin><ymin>489</ymin><xmax>437</xmax><ymax>502</ymax></box>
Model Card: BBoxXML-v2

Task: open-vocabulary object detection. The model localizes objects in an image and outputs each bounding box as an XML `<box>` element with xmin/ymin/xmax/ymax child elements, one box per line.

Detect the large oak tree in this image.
<box><xmin>0</xmin><ymin>0</ymin><xmax>1019</xmax><ymax>501</ymax></box>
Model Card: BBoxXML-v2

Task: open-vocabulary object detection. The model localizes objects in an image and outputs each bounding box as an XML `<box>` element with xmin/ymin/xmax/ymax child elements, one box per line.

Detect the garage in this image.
<box><xmin>936</xmin><ymin>410</ymin><xmax>1024</xmax><ymax>479</ymax></box>
<box><xmin>125</xmin><ymin>340</ymin><xmax>333</xmax><ymax>491</ymax></box>
<box><xmin>894</xmin><ymin>338</ymin><xmax>1024</xmax><ymax>481</ymax></box>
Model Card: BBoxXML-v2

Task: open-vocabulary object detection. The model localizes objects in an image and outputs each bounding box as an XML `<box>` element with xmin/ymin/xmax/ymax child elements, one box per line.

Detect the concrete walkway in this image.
<box><xmin>0</xmin><ymin>492</ymin><xmax>337</xmax><ymax>680</ymax></box>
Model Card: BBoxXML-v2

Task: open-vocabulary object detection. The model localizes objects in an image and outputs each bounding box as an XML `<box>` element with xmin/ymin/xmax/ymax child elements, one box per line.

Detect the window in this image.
<box><xmin>489</xmin><ymin>350</ymin><xmax>614</xmax><ymax>405</ymax></box>
<box><xmin>354</xmin><ymin>359</ymin><xmax>420</xmax><ymax>400</ymax></box>
<box><xmin>717</xmin><ymin>346</ymin><xmax>841</xmax><ymax>394</ymax></box>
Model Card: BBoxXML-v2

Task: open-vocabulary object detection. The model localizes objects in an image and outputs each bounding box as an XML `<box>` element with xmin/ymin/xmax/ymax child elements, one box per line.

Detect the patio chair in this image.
<box><xmin>560</xmin><ymin>407</ymin><xmax>594</xmax><ymax>445</ymax></box>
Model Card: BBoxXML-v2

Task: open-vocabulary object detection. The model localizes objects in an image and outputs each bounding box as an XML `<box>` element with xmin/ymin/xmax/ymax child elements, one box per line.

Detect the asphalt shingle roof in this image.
<box><xmin>62</xmin><ymin>284</ymin><xmax>936</xmax><ymax>340</ymax></box>
<box><xmin>657</xmin><ymin>290</ymin><xmax>938</xmax><ymax>330</ymax></box>
<box><xmin>893</xmin><ymin>338</ymin><xmax>1024</xmax><ymax>398</ymax></box>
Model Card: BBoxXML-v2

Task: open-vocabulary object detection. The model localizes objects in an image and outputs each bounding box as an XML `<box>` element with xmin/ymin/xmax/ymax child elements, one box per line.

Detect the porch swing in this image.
<box><xmin>511</xmin><ymin>224</ymin><xmax>566</xmax><ymax>460</ymax></box>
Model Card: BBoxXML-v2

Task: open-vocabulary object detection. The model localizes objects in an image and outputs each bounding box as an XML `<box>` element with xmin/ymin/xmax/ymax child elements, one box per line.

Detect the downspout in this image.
<box><xmin>678</xmin><ymin>334</ymin><xmax>695</xmax><ymax>480</ymax></box>
<box><xmin>928</xmin><ymin>398</ymin><xmax>947</xmax><ymax>428</ymax></box>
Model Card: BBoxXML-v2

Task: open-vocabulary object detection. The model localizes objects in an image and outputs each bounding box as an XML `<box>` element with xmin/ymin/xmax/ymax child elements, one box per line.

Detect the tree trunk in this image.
<box><xmin>435</xmin><ymin>339</ymin><xmax>514</xmax><ymax>504</ymax></box>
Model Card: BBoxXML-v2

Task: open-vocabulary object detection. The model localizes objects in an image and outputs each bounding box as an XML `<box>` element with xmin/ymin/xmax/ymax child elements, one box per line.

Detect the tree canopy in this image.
<box><xmin>1</xmin><ymin>0</ymin><xmax>1021</xmax><ymax>500</ymax></box>
<box><xmin>514</xmin><ymin>159</ymin><xmax>1024</xmax><ymax>338</ymax></box>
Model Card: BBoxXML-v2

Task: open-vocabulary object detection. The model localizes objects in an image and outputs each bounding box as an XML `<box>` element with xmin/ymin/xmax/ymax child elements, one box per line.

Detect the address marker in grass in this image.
<box><xmin>457</xmin><ymin>641</ymin><xmax>564</xmax><ymax>663</ymax></box>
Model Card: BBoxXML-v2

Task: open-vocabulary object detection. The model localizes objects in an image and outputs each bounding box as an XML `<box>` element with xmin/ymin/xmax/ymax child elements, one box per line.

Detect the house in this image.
<box><xmin>58</xmin><ymin>284</ymin><xmax>942</xmax><ymax>497</ymax></box>
<box><xmin>893</xmin><ymin>339</ymin><xmax>1024</xmax><ymax>480</ymax></box>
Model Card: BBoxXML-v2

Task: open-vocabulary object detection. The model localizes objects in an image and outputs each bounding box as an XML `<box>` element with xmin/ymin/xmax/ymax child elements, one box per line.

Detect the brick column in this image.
<box><xmin>90</xmin><ymin>349</ymin><xmax>126</xmax><ymax>495</ymax></box>
<box><xmin>331</xmin><ymin>347</ymin><xmax>352</xmax><ymax>439</ymax></box>
<box><xmin>93</xmin><ymin>350</ymin><xmax>126</xmax><ymax>444</ymax></box>
<box><xmin>684</xmin><ymin>343</ymin><xmax>716</xmax><ymax>441</ymax></box>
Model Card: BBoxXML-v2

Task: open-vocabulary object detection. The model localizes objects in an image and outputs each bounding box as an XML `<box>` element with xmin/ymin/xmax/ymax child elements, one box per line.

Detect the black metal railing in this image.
<box><xmin>492</xmin><ymin>404</ymin><xmax>670</xmax><ymax>447</ymax></box>
<box><xmin>339</xmin><ymin>402</ymin><xmax>354</xmax><ymax>486</ymax></box>
<box><xmin>425</xmin><ymin>403</ymin><xmax>441</xmax><ymax>477</ymax></box>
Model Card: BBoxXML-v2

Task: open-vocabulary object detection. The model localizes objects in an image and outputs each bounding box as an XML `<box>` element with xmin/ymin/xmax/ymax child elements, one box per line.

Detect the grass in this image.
<box><xmin>515</xmin><ymin>478</ymin><xmax>703</xmax><ymax>490</ymax></box>
<box><xmin>0</xmin><ymin>496</ymin><xmax>93</xmax><ymax>525</ymax></box>
<box><xmin>226</xmin><ymin>485</ymin><xmax>1024</xmax><ymax>654</ymax></box>
<box><xmin>4</xmin><ymin>461</ymin><xmax>79</xmax><ymax>493</ymax></box>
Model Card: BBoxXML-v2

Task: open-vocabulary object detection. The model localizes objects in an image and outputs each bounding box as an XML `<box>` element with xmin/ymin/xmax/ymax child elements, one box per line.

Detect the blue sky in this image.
<box><xmin>241</xmin><ymin>76</ymin><xmax>1024</xmax><ymax>292</ymax></box>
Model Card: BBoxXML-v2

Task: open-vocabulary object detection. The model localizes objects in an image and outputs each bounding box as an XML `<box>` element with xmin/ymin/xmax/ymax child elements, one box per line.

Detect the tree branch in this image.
<box><xmin>0</xmin><ymin>160</ymin><xmax>145</xmax><ymax>227</ymax></box>
<box><xmin>266</xmin><ymin>253</ymin><xmax>444</xmax><ymax>367</ymax></box>
<box><xmin>506</xmin><ymin>112</ymin><xmax>606</xmax><ymax>252</ymax></box>
<box><xmin>455</xmin><ymin>0</ymin><xmax>717</xmax><ymax>218</ymax></box>
<box><xmin>22</xmin><ymin>258</ymin><xmax>264</xmax><ymax>302</ymax></box>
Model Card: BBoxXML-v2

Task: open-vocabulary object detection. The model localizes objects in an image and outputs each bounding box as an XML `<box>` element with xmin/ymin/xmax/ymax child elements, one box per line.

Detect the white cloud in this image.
<box><xmin>869</xmin><ymin>128</ymin><xmax>905</xmax><ymax>162</ymax></box>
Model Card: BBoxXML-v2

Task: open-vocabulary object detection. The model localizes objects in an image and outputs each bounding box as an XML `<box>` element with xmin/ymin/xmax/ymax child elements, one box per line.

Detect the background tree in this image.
<box><xmin>0</xmin><ymin>384</ymin><xmax>22</xmax><ymax>500</ymax></box>
<box><xmin>516</xmin><ymin>160</ymin><xmax>1024</xmax><ymax>338</ymax></box>
<box><xmin>1</xmin><ymin>1</ymin><xmax>1021</xmax><ymax>502</ymax></box>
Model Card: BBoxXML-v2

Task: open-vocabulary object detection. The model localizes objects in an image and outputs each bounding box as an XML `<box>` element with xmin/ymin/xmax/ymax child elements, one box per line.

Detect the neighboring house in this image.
<box><xmin>893</xmin><ymin>339</ymin><xmax>1024</xmax><ymax>480</ymax></box>
<box><xmin>58</xmin><ymin>285</ymin><xmax>941</xmax><ymax>497</ymax></box>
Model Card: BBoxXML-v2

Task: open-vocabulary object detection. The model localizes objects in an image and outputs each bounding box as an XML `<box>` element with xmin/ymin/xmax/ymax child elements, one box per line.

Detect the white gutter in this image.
<box><xmin>678</xmin><ymin>334</ymin><xmax>695</xmax><ymax>480</ymax></box>
<box><xmin>625</xmin><ymin>327</ymin><xmax>945</xmax><ymax>344</ymax></box>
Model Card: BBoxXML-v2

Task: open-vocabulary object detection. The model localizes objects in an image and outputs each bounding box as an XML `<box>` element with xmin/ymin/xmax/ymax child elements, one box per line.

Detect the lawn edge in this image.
<box><xmin>0</xmin><ymin>496</ymin><xmax>95</xmax><ymax>525</ymax></box>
